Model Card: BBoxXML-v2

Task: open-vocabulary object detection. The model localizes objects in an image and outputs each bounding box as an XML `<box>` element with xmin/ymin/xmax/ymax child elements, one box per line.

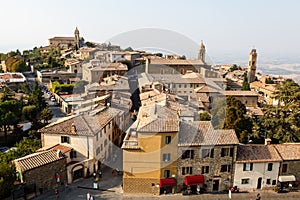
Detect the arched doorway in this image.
<box><xmin>72</xmin><ymin>164</ymin><xmax>84</xmax><ymax>181</ymax></box>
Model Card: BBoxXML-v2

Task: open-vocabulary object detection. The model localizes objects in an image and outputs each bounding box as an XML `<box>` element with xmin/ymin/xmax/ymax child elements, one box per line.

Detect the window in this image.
<box><xmin>272</xmin><ymin>180</ymin><xmax>276</xmax><ymax>185</ymax></box>
<box><xmin>61</xmin><ymin>136</ymin><xmax>70</xmax><ymax>144</ymax></box>
<box><xmin>190</xmin><ymin>84</ymin><xmax>193</xmax><ymax>88</ymax></box>
<box><xmin>220</xmin><ymin>165</ymin><xmax>231</xmax><ymax>172</ymax></box>
<box><xmin>178</xmin><ymin>84</ymin><xmax>181</xmax><ymax>88</ymax></box>
<box><xmin>181</xmin><ymin>150</ymin><xmax>194</xmax><ymax>159</ymax></box>
<box><xmin>221</xmin><ymin>147</ymin><xmax>234</xmax><ymax>157</ymax></box>
<box><xmin>164</xmin><ymin>170</ymin><xmax>170</xmax><ymax>178</ymax></box>
<box><xmin>163</xmin><ymin>153</ymin><xmax>171</xmax><ymax>162</ymax></box>
<box><xmin>243</xmin><ymin>163</ymin><xmax>253</xmax><ymax>171</ymax></box>
<box><xmin>104</xmin><ymin>126</ymin><xmax>106</xmax><ymax>133</ymax></box>
<box><xmin>96</xmin><ymin>147</ymin><xmax>100</xmax><ymax>155</ymax></box>
<box><xmin>282</xmin><ymin>164</ymin><xmax>288</xmax><ymax>173</ymax></box>
<box><xmin>70</xmin><ymin>149</ymin><xmax>77</xmax><ymax>158</ymax></box>
<box><xmin>182</xmin><ymin>167</ymin><xmax>193</xmax><ymax>175</ymax></box>
<box><xmin>184</xmin><ymin>84</ymin><xmax>187</xmax><ymax>88</ymax></box>
<box><xmin>241</xmin><ymin>178</ymin><xmax>250</xmax><ymax>184</ymax></box>
<box><xmin>166</xmin><ymin>136</ymin><xmax>171</xmax><ymax>144</ymax></box>
<box><xmin>96</xmin><ymin>132</ymin><xmax>98</xmax><ymax>141</ymax></box>
<box><xmin>100</xmin><ymin>131</ymin><xmax>102</xmax><ymax>138</ymax></box>
<box><xmin>104</xmin><ymin>139</ymin><xmax>108</xmax><ymax>147</ymax></box>
<box><xmin>201</xmin><ymin>148</ymin><xmax>214</xmax><ymax>158</ymax></box>
<box><xmin>266</xmin><ymin>179</ymin><xmax>271</xmax><ymax>185</ymax></box>
<box><xmin>202</xmin><ymin>166</ymin><xmax>209</xmax><ymax>174</ymax></box>
<box><xmin>267</xmin><ymin>163</ymin><xmax>273</xmax><ymax>171</ymax></box>
<box><xmin>101</xmin><ymin>144</ymin><xmax>103</xmax><ymax>151</ymax></box>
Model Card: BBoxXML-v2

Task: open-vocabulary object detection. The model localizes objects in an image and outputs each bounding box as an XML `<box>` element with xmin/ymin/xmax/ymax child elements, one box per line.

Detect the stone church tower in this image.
<box><xmin>247</xmin><ymin>49</ymin><xmax>257</xmax><ymax>83</ymax></box>
<box><xmin>74</xmin><ymin>27</ymin><xmax>80</xmax><ymax>50</ymax></box>
<box><xmin>198</xmin><ymin>41</ymin><xmax>206</xmax><ymax>63</ymax></box>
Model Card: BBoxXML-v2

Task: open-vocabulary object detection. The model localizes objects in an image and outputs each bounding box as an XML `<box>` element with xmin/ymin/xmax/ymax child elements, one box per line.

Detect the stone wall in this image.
<box><xmin>280</xmin><ymin>160</ymin><xmax>300</xmax><ymax>181</ymax></box>
<box><xmin>177</xmin><ymin>145</ymin><xmax>237</xmax><ymax>192</ymax></box>
<box><xmin>123</xmin><ymin>178</ymin><xmax>160</xmax><ymax>195</ymax></box>
<box><xmin>24</xmin><ymin>157</ymin><xmax>67</xmax><ymax>193</ymax></box>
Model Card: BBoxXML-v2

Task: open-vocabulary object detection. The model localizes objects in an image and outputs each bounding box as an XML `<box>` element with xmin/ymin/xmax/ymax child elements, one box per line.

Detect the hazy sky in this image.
<box><xmin>1</xmin><ymin>0</ymin><xmax>300</xmax><ymax>60</ymax></box>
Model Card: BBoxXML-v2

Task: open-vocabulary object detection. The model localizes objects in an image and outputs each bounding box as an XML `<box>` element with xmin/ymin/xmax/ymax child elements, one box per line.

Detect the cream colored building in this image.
<box><xmin>39</xmin><ymin>106</ymin><xmax>124</xmax><ymax>183</ymax></box>
<box><xmin>234</xmin><ymin>144</ymin><xmax>282</xmax><ymax>191</ymax></box>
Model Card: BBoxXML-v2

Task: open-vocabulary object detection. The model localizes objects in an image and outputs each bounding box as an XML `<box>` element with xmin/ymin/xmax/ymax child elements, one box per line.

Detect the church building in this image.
<box><xmin>48</xmin><ymin>27</ymin><xmax>84</xmax><ymax>50</ymax></box>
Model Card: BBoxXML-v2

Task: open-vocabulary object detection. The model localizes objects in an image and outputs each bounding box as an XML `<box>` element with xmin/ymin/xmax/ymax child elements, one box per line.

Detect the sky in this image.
<box><xmin>1</xmin><ymin>0</ymin><xmax>300</xmax><ymax>62</ymax></box>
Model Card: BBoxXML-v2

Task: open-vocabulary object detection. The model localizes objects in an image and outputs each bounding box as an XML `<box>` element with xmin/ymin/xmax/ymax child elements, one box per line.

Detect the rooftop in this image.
<box><xmin>273</xmin><ymin>143</ymin><xmax>300</xmax><ymax>160</ymax></box>
<box><xmin>236</xmin><ymin>145</ymin><xmax>282</xmax><ymax>163</ymax></box>
<box><xmin>14</xmin><ymin>150</ymin><xmax>65</xmax><ymax>172</ymax></box>
<box><xmin>39</xmin><ymin>107</ymin><xmax>121</xmax><ymax>136</ymax></box>
<box><xmin>178</xmin><ymin>121</ymin><xmax>239</xmax><ymax>146</ymax></box>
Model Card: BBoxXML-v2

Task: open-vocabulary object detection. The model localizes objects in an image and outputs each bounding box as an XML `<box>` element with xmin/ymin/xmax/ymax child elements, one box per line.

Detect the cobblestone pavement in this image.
<box><xmin>34</xmin><ymin>167</ymin><xmax>300</xmax><ymax>200</ymax></box>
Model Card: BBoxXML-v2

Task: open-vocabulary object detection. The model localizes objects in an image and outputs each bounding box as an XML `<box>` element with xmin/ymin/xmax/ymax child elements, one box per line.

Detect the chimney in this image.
<box><xmin>71</xmin><ymin>122</ymin><xmax>77</xmax><ymax>133</ymax></box>
<box><xmin>265</xmin><ymin>138</ymin><xmax>272</xmax><ymax>145</ymax></box>
<box><xmin>56</xmin><ymin>150</ymin><xmax>62</xmax><ymax>158</ymax></box>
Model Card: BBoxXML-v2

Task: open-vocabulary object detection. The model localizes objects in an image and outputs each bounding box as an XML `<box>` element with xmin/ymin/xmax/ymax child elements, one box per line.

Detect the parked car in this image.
<box><xmin>51</xmin><ymin>97</ymin><xmax>56</xmax><ymax>102</ymax></box>
<box><xmin>0</xmin><ymin>146</ymin><xmax>9</xmax><ymax>153</ymax></box>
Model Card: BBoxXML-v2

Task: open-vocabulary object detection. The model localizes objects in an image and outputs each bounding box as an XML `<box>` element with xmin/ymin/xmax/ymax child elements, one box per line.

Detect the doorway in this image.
<box><xmin>212</xmin><ymin>180</ymin><xmax>219</xmax><ymax>191</ymax></box>
<box><xmin>257</xmin><ymin>177</ymin><xmax>262</xmax><ymax>189</ymax></box>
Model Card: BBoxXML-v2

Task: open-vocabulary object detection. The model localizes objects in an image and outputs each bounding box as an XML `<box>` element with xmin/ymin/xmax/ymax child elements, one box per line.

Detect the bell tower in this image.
<box><xmin>198</xmin><ymin>40</ymin><xmax>206</xmax><ymax>63</ymax></box>
<box><xmin>247</xmin><ymin>49</ymin><xmax>257</xmax><ymax>83</ymax></box>
<box><xmin>74</xmin><ymin>27</ymin><xmax>80</xmax><ymax>50</ymax></box>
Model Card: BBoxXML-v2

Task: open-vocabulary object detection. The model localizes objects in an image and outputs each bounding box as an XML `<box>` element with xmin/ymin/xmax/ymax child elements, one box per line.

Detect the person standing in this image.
<box><xmin>256</xmin><ymin>193</ymin><xmax>261</xmax><ymax>200</ymax></box>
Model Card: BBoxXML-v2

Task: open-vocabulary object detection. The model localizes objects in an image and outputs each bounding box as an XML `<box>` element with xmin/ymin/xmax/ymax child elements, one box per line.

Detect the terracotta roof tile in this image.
<box><xmin>236</xmin><ymin>145</ymin><xmax>282</xmax><ymax>163</ymax></box>
<box><xmin>273</xmin><ymin>143</ymin><xmax>300</xmax><ymax>160</ymax></box>
<box><xmin>138</xmin><ymin>119</ymin><xmax>179</xmax><ymax>132</ymax></box>
<box><xmin>178</xmin><ymin>121</ymin><xmax>239</xmax><ymax>146</ymax></box>
<box><xmin>14</xmin><ymin>150</ymin><xmax>65</xmax><ymax>172</ymax></box>
<box><xmin>39</xmin><ymin>107</ymin><xmax>121</xmax><ymax>136</ymax></box>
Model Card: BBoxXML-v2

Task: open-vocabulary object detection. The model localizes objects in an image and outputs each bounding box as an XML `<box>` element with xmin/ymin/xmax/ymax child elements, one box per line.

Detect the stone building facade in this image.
<box><xmin>177</xmin><ymin>121</ymin><xmax>239</xmax><ymax>193</ymax></box>
<box><xmin>14</xmin><ymin>150</ymin><xmax>67</xmax><ymax>193</ymax></box>
<box><xmin>273</xmin><ymin>143</ymin><xmax>300</xmax><ymax>187</ymax></box>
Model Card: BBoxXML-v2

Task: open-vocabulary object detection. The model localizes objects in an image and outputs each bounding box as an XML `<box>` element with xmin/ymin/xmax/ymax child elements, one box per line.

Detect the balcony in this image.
<box><xmin>121</xmin><ymin>129</ymin><xmax>140</xmax><ymax>150</ymax></box>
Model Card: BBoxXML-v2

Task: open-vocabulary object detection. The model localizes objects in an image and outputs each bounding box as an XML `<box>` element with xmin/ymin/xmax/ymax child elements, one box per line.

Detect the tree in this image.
<box><xmin>0</xmin><ymin>99</ymin><xmax>22</xmax><ymax>142</ymax></box>
<box><xmin>118</xmin><ymin>60</ymin><xmax>133</xmax><ymax>70</ymax></box>
<box><xmin>0</xmin><ymin>162</ymin><xmax>15</xmax><ymax>199</ymax></box>
<box><xmin>230</xmin><ymin>64</ymin><xmax>238</xmax><ymax>72</ymax></box>
<box><xmin>199</xmin><ymin>112</ymin><xmax>211</xmax><ymax>121</ymax></box>
<box><xmin>28</xmin><ymin>80</ymin><xmax>46</xmax><ymax>111</ymax></box>
<box><xmin>85</xmin><ymin>41</ymin><xmax>96</xmax><ymax>48</ymax></box>
<box><xmin>22</xmin><ymin>105</ymin><xmax>39</xmax><ymax>124</ymax></box>
<box><xmin>261</xmin><ymin>79</ymin><xmax>300</xmax><ymax>143</ymax></box>
<box><xmin>5</xmin><ymin>56</ymin><xmax>27</xmax><ymax>72</ymax></box>
<box><xmin>0</xmin><ymin>138</ymin><xmax>41</xmax><ymax>198</ymax></box>
<box><xmin>40</xmin><ymin>108</ymin><xmax>53</xmax><ymax>124</ymax></box>
<box><xmin>242</xmin><ymin>74</ymin><xmax>250</xmax><ymax>91</ymax></box>
<box><xmin>223</xmin><ymin>96</ymin><xmax>253</xmax><ymax>143</ymax></box>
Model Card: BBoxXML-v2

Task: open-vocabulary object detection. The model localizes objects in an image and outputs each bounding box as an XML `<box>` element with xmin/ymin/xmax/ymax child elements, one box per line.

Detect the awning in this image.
<box><xmin>184</xmin><ymin>175</ymin><xmax>204</xmax><ymax>186</ymax></box>
<box><xmin>279</xmin><ymin>175</ymin><xmax>296</xmax><ymax>182</ymax></box>
<box><xmin>160</xmin><ymin>178</ymin><xmax>176</xmax><ymax>188</ymax></box>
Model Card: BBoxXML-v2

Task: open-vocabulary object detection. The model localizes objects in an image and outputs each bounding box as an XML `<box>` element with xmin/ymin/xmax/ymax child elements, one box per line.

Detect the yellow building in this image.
<box><xmin>122</xmin><ymin>104</ymin><xmax>179</xmax><ymax>195</ymax></box>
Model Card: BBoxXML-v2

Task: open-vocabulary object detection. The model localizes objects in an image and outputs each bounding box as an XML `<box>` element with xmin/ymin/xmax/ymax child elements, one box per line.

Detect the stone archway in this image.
<box><xmin>71</xmin><ymin>164</ymin><xmax>84</xmax><ymax>181</ymax></box>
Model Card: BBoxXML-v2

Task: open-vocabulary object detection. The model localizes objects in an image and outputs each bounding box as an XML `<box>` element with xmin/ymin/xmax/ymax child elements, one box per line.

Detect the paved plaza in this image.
<box><xmin>34</xmin><ymin>167</ymin><xmax>300</xmax><ymax>200</ymax></box>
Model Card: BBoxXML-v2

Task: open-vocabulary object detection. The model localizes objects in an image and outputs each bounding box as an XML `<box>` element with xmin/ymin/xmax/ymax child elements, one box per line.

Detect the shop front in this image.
<box><xmin>278</xmin><ymin>175</ymin><xmax>296</xmax><ymax>191</ymax></box>
<box><xmin>160</xmin><ymin>178</ymin><xmax>176</xmax><ymax>194</ymax></box>
<box><xmin>182</xmin><ymin>175</ymin><xmax>205</xmax><ymax>195</ymax></box>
